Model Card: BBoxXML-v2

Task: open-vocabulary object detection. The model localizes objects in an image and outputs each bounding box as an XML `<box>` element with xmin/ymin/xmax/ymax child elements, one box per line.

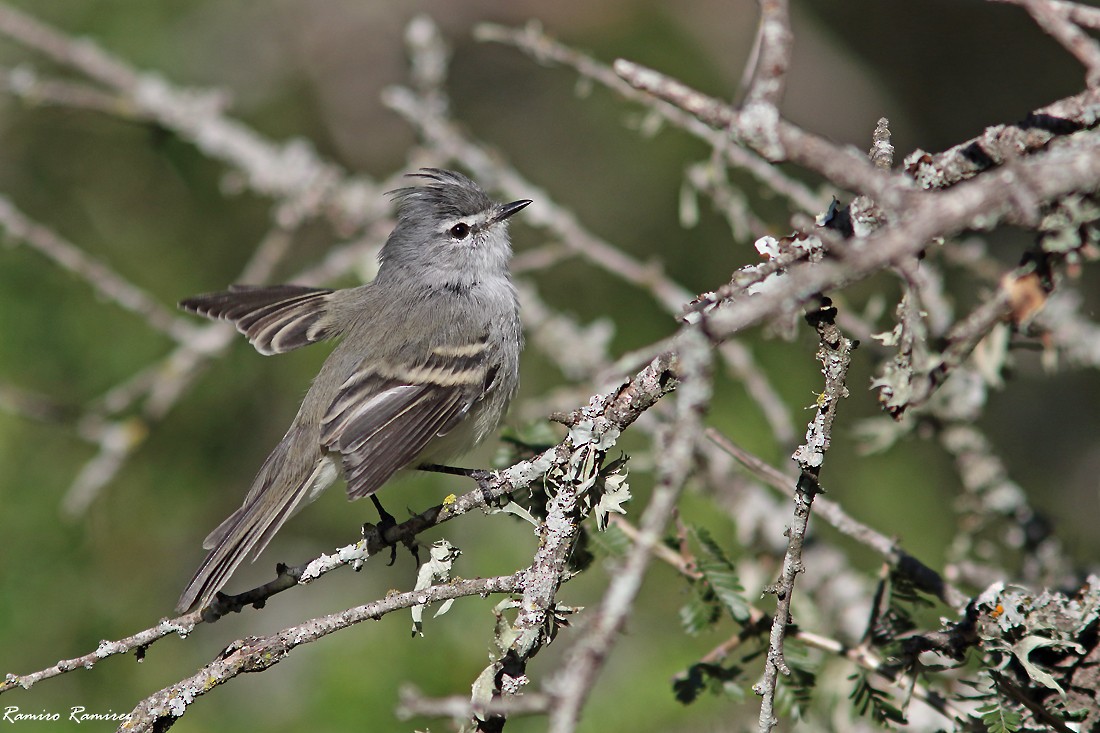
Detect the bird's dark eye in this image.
<box><xmin>449</xmin><ymin>222</ymin><xmax>470</xmax><ymax>239</ymax></box>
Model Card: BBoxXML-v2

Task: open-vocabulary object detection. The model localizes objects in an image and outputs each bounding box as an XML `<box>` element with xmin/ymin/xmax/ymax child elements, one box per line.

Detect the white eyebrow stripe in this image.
<box><xmin>439</xmin><ymin>210</ymin><xmax>493</xmax><ymax>232</ymax></box>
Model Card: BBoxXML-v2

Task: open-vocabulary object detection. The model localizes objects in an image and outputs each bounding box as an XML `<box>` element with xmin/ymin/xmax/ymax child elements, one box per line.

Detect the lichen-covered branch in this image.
<box><xmin>545</xmin><ymin>330</ymin><xmax>712</xmax><ymax>733</ymax></box>
<box><xmin>120</xmin><ymin>574</ymin><xmax>525</xmax><ymax>733</ymax></box>
<box><xmin>755</xmin><ymin>301</ymin><xmax>855</xmax><ymax>733</ymax></box>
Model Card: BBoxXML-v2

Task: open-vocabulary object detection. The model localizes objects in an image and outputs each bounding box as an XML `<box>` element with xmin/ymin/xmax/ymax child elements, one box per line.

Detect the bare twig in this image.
<box><xmin>940</xmin><ymin>422</ymin><xmax>1073</xmax><ymax>587</ymax></box>
<box><xmin>1058</xmin><ymin>0</ymin><xmax>1100</xmax><ymax>30</ymax></box>
<box><xmin>607</xmin><ymin>514</ymin><xmax>701</xmax><ymax>577</ymax></box>
<box><xmin>0</xmin><ymin>65</ymin><xmax>131</xmax><ymax>114</ymax></box>
<box><xmin>1013</xmin><ymin>0</ymin><xmax>1100</xmax><ymax>87</ymax></box>
<box><xmin>0</xmin><ymin>195</ymin><xmax>186</xmax><ymax>341</ymax></box>
<box><xmin>1037</xmin><ymin>288</ymin><xmax>1100</xmax><ymax>369</ymax></box>
<box><xmin>988</xmin><ymin>0</ymin><xmax>1100</xmax><ymax>30</ymax></box>
<box><xmin>906</xmin><ymin>86</ymin><xmax>1100</xmax><ymax>189</ymax></box>
<box><xmin>742</xmin><ymin>0</ymin><xmax>793</xmax><ymax>109</ymax></box>
<box><xmin>474</xmin><ymin>22</ymin><xmax>826</xmax><ymax>216</ymax></box>
<box><xmin>683</xmin><ymin>159</ymin><xmax>772</xmax><ymax>241</ymax></box>
<box><xmin>0</xmin><ymin>3</ymin><xmax>385</xmax><ymax>232</ymax></box>
<box><xmin>706</xmin><ymin>428</ymin><xmax>970</xmax><ymax>611</ymax></box>
<box><xmin>397</xmin><ymin>686</ymin><xmax>550</xmax><ymax>721</ymax></box>
<box><xmin>612</xmin><ymin>58</ymin><xmax>906</xmax><ymax>208</ymax></box>
<box><xmin>739</xmin><ymin>0</ymin><xmax>793</xmax><ymax>159</ymax></box>
<box><xmin>1</xmin><ymin>615</ymin><xmax>198</xmax><ymax>695</ymax></box>
<box><xmin>886</xmin><ymin>278</ymin><xmax>1013</xmax><ymax>417</ymax></box>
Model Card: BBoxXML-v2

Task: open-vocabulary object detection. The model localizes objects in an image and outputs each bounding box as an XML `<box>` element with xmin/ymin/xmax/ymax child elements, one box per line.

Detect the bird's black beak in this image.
<box><xmin>494</xmin><ymin>199</ymin><xmax>532</xmax><ymax>223</ymax></box>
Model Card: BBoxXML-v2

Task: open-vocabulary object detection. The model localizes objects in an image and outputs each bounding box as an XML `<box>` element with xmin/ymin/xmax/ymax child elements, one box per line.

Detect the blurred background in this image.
<box><xmin>0</xmin><ymin>1</ymin><xmax>1096</xmax><ymax>730</ymax></box>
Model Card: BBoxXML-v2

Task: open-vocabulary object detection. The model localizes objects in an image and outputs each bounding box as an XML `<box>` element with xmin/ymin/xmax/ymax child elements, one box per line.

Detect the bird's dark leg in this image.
<box><xmin>368</xmin><ymin>494</ymin><xmax>401</xmax><ymax>566</ymax></box>
<box><xmin>418</xmin><ymin>462</ymin><xmax>475</xmax><ymax>477</ymax></box>
<box><xmin>418</xmin><ymin>462</ymin><xmax>497</xmax><ymax>512</ymax></box>
<box><xmin>418</xmin><ymin>462</ymin><xmax>494</xmax><ymax>492</ymax></box>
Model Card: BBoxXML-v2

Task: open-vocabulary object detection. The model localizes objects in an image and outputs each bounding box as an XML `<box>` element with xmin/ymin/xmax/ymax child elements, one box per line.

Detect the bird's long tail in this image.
<box><xmin>175</xmin><ymin>429</ymin><xmax>335</xmax><ymax>613</ymax></box>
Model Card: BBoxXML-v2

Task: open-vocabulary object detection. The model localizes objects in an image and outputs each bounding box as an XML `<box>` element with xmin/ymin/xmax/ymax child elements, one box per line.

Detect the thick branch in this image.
<box><xmin>703</xmin><ymin>137</ymin><xmax>1100</xmax><ymax>341</ymax></box>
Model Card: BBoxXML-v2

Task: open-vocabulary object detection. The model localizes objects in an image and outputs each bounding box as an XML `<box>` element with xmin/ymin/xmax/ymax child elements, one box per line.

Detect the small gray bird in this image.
<box><xmin>175</xmin><ymin>169</ymin><xmax>530</xmax><ymax>613</ymax></box>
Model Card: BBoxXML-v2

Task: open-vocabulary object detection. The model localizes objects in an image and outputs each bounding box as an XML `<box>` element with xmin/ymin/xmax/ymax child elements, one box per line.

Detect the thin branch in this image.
<box><xmin>739</xmin><ymin>0</ymin><xmax>793</xmax><ymax>159</ymax></box>
<box><xmin>0</xmin><ymin>5</ymin><xmax>137</xmax><ymax>88</ymax></box>
<box><xmin>1036</xmin><ymin>288</ymin><xmax>1100</xmax><ymax>369</ymax></box>
<box><xmin>987</xmin><ymin>0</ymin><xmax>1100</xmax><ymax>30</ymax></box>
<box><xmin>1056</xmin><ymin>0</ymin><xmax>1100</xmax><ymax>29</ymax></box>
<box><xmin>516</xmin><ymin>280</ymin><xmax>615</xmax><ymax>382</ymax></box>
<box><xmin>683</xmin><ymin>159</ymin><xmax>772</xmax><ymax>241</ymax></box>
<box><xmin>0</xmin><ymin>65</ymin><xmax>131</xmax><ymax>114</ymax></box>
<box><xmin>0</xmin><ymin>616</ymin><xmax>197</xmax><ymax>694</ymax></box>
<box><xmin>885</xmin><ymin>276</ymin><xmax>1014</xmax><ymax>417</ymax></box>
<box><xmin>607</xmin><ymin>514</ymin><xmax>700</xmax><ymax>578</ymax></box>
<box><xmin>756</xmin><ymin>300</ymin><xmax>855</xmax><ymax>733</ymax></box>
<box><xmin>941</xmin><ymin>422</ymin><xmax>1073</xmax><ymax>586</ymax></box>
<box><xmin>906</xmin><ymin>86</ymin><xmax>1100</xmax><ymax>190</ymax></box>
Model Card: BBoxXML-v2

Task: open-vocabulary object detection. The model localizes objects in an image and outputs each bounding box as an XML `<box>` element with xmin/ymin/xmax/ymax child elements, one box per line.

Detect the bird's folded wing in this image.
<box><xmin>179</xmin><ymin>284</ymin><xmax>336</xmax><ymax>355</ymax></box>
<box><xmin>320</xmin><ymin>338</ymin><xmax>494</xmax><ymax>499</ymax></box>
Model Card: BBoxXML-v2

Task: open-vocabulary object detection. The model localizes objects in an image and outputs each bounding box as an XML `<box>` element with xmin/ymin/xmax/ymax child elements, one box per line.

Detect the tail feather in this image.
<box><xmin>202</xmin><ymin>508</ymin><xmax>240</xmax><ymax>551</ymax></box>
<box><xmin>176</xmin><ymin>442</ymin><xmax>336</xmax><ymax>613</ymax></box>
